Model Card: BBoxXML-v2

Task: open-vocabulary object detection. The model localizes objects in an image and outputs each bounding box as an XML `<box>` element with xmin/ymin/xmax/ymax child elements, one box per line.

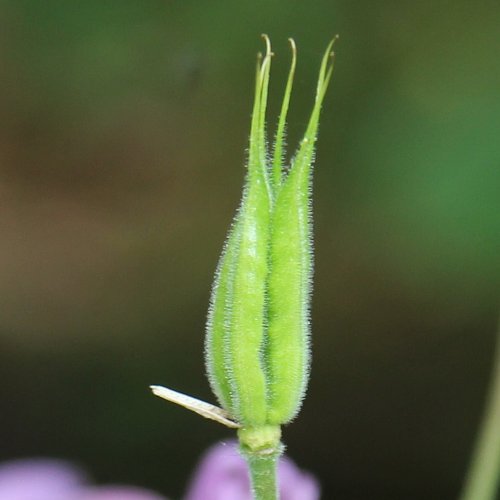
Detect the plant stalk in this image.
<box><xmin>460</xmin><ymin>318</ymin><xmax>500</xmax><ymax>500</ymax></box>
<box><xmin>246</xmin><ymin>453</ymin><xmax>279</xmax><ymax>500</ymax></box>
<box><xmin>238</xmin><ymin>425</ymin><xmax>282</xmax><ymax>500</ymax></box>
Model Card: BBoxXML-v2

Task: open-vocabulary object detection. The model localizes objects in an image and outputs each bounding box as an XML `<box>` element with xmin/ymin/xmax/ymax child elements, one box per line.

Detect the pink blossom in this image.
<box><xmin>0</xmin><ymin>459</ymin><xmax>166</xmax><ymax>500</ymax></box>
<box><xmin>0</xmin><ymin>459</ymin><xmax>85</xmax><ymax>500</ymax></box>
<box><xmin>185</xmin><ymin>440</ymin><xmax>320</xmax><ymax>500</ymax></box>
<box><xmin>76</xmin><ymin>486</ymin><xmax>166</xmax><ymax>500</ymax></box>
<box><xmin>0</xmin><ymin>441</ymin><xmax>319</xmax><ymax>500</ymax></box>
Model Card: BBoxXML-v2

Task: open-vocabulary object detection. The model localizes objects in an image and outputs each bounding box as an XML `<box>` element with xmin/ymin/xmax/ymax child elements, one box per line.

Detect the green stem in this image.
<box><xmin>238</xmin><ymin>425</ymin><xmax>282</xmax><ymax>500</ymax></box>
<box><xmin>460</xmin><ymin>318</ymin><xmax>500</xmax><ymax>500</ymax></box>
<box><xmin>246</xmin><ymin>453</ymin><xmax>279</xmax><ymax>500</ymax></box>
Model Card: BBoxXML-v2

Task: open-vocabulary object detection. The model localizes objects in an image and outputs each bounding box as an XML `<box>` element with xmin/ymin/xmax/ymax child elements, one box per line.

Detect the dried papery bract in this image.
<box><xmin>152</xmin><ymin>35</ymin><xmax>336</xmax><ymax>500</ymax></box>
<box><xmin>150</xmin><ymin>385</ymin><xmax>240</xmax><ymax>429</ymax></box>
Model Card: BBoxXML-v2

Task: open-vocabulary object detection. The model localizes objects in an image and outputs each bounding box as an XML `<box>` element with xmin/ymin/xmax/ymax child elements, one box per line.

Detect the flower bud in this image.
<box><xmin>205</xmin><ymin>36</ymin><xmax>335</xmax><ymax>431</ymax></box>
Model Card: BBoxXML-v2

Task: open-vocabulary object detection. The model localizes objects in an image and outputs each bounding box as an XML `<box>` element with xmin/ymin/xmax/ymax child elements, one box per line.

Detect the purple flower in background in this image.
<box><xmin>0</xmin><ymin>441</ymin><xmax>319</xmax><ymax>499</ymax></box>
<box><xmin>185</xmin><ymin>440</ymin><xmax>320</xmax><ymax>500</ymax></box>
<box><xmin>77</xmin><ymin>486</ymin><xmax>166</xmax><ymax>500</ymax></box>
<box><xmin>0</xmin><ymin>459</ymin><xmax>166</xmax><ymax>500</ymax></box>
<box><xmin>0</xmin><ymin>459</ymin><xmax>85</xmax><ymax>500</ymax></box>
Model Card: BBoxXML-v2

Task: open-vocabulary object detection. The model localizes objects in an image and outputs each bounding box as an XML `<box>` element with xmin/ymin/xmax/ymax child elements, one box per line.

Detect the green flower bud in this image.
<box><xmin>205</xmin><ymin>36</ymin><xmax>335</xmax><ymax>431</ymax></box>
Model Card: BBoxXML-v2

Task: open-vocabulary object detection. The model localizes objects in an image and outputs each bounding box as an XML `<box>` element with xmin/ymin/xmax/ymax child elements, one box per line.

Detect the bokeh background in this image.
<box><xmin>1</xmin><ymin>1</ymin><xmax>499</xmax><ymax>498</ymax></box>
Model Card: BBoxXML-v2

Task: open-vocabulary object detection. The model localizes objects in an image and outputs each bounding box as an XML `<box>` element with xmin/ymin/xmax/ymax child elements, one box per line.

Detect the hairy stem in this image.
<box><xmin>460</xmin><ymin>318</ymin><xmax>500</xmax><ymax>500</ymax></box>
<box><xmin>246</xmin><ymin>453</ymin><xmax>279</xmax><ymax>500</ymax></box>
<box><xmin>238</xmin><ymin>425</ymin><xmax>282</xmax><ymax>500</ymax></box>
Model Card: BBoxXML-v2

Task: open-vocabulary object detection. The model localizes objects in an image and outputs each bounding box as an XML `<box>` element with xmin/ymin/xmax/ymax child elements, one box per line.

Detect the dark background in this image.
<box><xmin>1</xmin><ymin>1</ymin><xmax>499</xmax><ymax>499</ymax></box>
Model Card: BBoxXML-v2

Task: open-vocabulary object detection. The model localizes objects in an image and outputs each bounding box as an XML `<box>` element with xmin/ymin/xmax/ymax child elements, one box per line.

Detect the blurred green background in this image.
<box><xmin>0</xmin><ymin>1</ymin><xmax>499</xmax><ymax>498</ymax></box>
